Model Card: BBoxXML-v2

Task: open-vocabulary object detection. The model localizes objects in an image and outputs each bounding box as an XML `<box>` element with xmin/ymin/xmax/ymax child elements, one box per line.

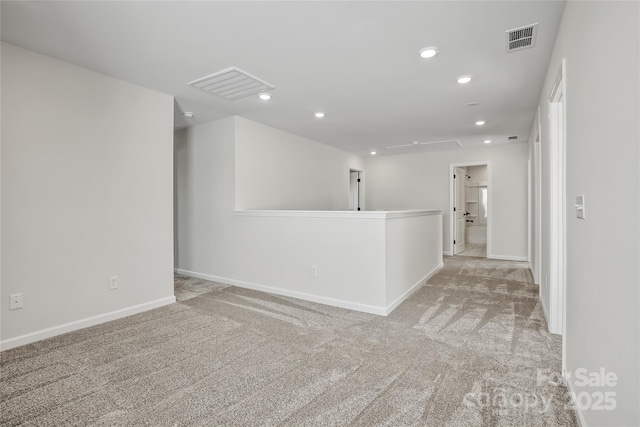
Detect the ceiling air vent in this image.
<box><xmin>508</xmin><ymin>135</ymin><xmax>518</xmax><ymax>140</ymax></box>
<box><xmin>188</xmin><ymin>67</ymin><xmax>274</xmax><ymax>101</ymax></box>
<box><xmin>387</xmin><ymin>140</ymin><xmax>462</xmax><ymax>150</ymax></box>
<box><xmin>506</xmin><ymin>23</ymin><xmax>538</xmax><ymax>52</ymax></box>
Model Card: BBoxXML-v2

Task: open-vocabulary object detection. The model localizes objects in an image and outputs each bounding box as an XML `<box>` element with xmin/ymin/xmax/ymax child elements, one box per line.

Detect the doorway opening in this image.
<box><xmin>450</xmin><ymin>163</ymin><xmax>490</xmax><ymax>258</ymax></box>
<box><xmin>533</xmin><ymin>109</ymin><xmax>542</xmax><ymax>284</ymax></box>
<box><xmin>548</xmin><ymin>60</ymin><xmax>567</xmax><ymax>344</ymax></box>
<box><xmin>349</xmin><ymin>169</ymin><xmax>363</xmax><ymax>211</ymax></box>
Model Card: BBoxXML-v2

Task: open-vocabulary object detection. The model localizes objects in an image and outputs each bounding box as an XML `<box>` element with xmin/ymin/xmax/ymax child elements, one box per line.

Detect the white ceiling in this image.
<box><xmin>1</xmin><ymin>1</ymin><xmax>566</xmax><ymax>156</ymax></box>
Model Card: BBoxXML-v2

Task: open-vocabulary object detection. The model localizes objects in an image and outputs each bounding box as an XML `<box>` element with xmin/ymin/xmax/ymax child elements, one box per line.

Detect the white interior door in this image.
<box><xmin>454</xmin><ymin>167</ymin><xmax>466</xmax><ymax>254</ymax></box>
<box><xmin>349</xmin><ymin>170</ymin><xmax>360</xmax><ymax>211</ymax></box>
<box><xmin>549</xmin><ymin>74</ymin><xmax>566</xmax><ymax>336</ymax></box>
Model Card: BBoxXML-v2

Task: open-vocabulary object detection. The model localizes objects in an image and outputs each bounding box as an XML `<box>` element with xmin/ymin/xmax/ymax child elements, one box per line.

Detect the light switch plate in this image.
<box><xmin>575</xmin><ymin>195</ymin><xmax>585</xmax><ymax>219</ymax></box>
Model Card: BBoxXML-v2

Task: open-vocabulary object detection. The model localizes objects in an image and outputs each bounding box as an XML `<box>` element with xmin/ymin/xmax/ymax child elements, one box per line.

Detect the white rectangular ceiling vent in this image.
<box><xmin>387</xmin><ymin>140</ymin><xmax>462</xmax><ymax>150</ymax></box>
<box><xmin>506</xmin><ymin>23</ymin><xmax>538</xmax><ymax>52</ymax></box>
<box><xmin>188</xmin><ymin>67</ymin><xmax>274</xmax><ymax>100</ymax></box>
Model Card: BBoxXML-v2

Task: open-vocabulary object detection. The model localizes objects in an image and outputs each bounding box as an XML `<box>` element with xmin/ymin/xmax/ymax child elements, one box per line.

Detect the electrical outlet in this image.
<box><xmin>10</xmin><ymin>293</ymin><xmax>23</xmax><ymax>310</ymax></box>
<box><xmin>109</xmin><ymin>276</ymin><xmax>119</xmax><ymax>290</ymax></box>
<box><xmin>311</xmin><ymin>265</ymin><xmax>318</xmax><ymax>277</ymax></box>
<box><xmin>543</xmin><ymin>275</ymin><xmax>548</xmax><ymax>288</ymax></box>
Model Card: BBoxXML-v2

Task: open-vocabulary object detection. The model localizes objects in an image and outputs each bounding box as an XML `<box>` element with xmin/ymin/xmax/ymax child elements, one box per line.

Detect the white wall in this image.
<box><xmin>385</xmin><ymin>213</ymin><xmax>442</xmax><ymax>308</ymax></box>
<box><xmin>175</xmin><ymin>117</ymin><xmax>442</xmax><ymax>314</ymax></box>
<box><xmin>466</xmin><ymin>165</ymin><xmax>487</xmax><ymax>183</ymax></box>
<box><xmin>364</xmin><ymin>143</ymin><xmax>528</xmax><ymax>259</ymax></box>
<box><xmin>174</xmin><ymin>116</ymin><xmax>366</xmax><ymax>275</ymax></box>
<box><xmin>530</xmin><ymin>2</ymin><xmax>639</xmax><ymax>425</ymax></box>
<box><xmin>235</xmin><ymin>116</ymin><xmax>364</xmax><ymax>210</ymax></box>
<box><xmin>230</xmin><ymin>211</ymin><xmax>389</xmax><ymax>313</ymax></box>
<box><xmin>174</xmin><ymin>118</ymin><xmax>237</xmax><ymax>275</ymax></box>
<box><xmin>1</xmin><ymin>43</ymin><xmax>175</xmax><ymax>349</ymax></box>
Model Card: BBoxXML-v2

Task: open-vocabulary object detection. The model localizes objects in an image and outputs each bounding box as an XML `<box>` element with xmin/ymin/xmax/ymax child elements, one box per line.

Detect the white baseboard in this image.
<box><xmin>0</xmin><ymin>296</ymin><xmax>176</xmax><ymax>352</ymax></box>
<box><xmin>384</xmin><ymin>262</ymin><xmax>443</xmax><ymax>315</ymax></box>
<box><xmin>175</xmin><ymin>269</ymin><xmax>388</xmax><ymax>316</ymax></box>
<box><xmin>487</xmin><ymin>254</ymin><xmax>529</xmax><ymax>262</ymax></box>
<box><xmin>563</xmin><ymin>370</ymin><xmax>587</xmax><ymax>427</ymax></box>
<box><xmin>540</xmin><ymin>294</ymin><xmax>551</xmax><ymax>332</ymax></box>
<box><xmin>443</xmin><ymin>251</ymin><xmax>453</xmax><ymax>256</ymax></box>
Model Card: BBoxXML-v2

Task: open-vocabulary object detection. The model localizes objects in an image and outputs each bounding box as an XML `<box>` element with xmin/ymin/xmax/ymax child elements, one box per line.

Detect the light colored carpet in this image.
<box><xmin>456</xmin><ymin>243</ymin><xmax>487</xmax><ymax>258</ymax></box>
<box><xmin>0</xmin><ymin>257</ymin><xmax>577</xmax><ymax>426</ymax></box>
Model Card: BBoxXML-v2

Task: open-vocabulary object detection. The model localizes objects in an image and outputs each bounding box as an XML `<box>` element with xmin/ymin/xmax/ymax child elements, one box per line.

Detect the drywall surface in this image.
<box><xmin>1</xmin><ymin>43</ymin><xmax>175</xmax><ymax>348</ymax></box>
<box><xmin>175</xmin><ymin>117</ymin><xmax>441</xmax><ymax>314</ymax></box>
<box><xmin>531</xmin><ymin>2</ymin><xmax>639</xmax><ymax>425</ymax></box>
<box><xmin>234</xmin><ymin>116</ymin><xmax>364</xmax><ymax>210</ymax></box>
<box><xmin>466</xmin><ymin>226</ymin><xmax>487</xmax><ymax>244</ymax></box>
<box><xmin>231</xmin><ymin>212</ymin><xmax>387</xmax><ymax>311</ymax></box>
<box><xmin>385</xmin><ymin>213</ymin><xmax>442</xmax><ymax>307</ymax></box>
<box><xmin>364</xmin><ymin>143</ymin><xmax>528</xmax><ymax>259</ymax></box>
<box><xmin>466</xmin><ymin>165</ymin><xmax>487</xmax><ymax>183</ymax></box>
<box><xmin>174</xmin><ymin>117</ymin><xmax>238</xmax><ymax>276</ymax></box>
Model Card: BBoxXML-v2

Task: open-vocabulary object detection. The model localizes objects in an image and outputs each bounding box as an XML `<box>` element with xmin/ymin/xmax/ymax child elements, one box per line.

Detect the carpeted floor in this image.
<box><xmin>455</xmin><ymin>243</ymin><xmax>487</xmax><ymax>258</ymax></box>
<box><xmin>0</xmin><ymin>257</ymin><xmax>577</xmax><ymax>426</ymax></box>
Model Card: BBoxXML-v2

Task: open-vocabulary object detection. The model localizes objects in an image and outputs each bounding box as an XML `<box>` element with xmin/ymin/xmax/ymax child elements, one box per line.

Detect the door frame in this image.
<box><xmin>548</xmin><ymin>60</ymin><xmax>567</xmax><ymax>348</ymax></box>
<box><xmin>528</xmin><ymin>158</ymin><xmax>532</xmax><ymax>266</ymax></box>
<box><xmin>533</xmin><ymin>108</ymin><xmax>542</xmax><ymax>284</ymax></box>
<box><xmin>453</xmin><ymin>167</ymin><xmax>467</xmax><ymax>255</ymax></box>
<box><xmin>349</xmin><ymin>168</ymin><xmax>364</xmax><ymax>211</ymax></box>
<box><xmin>449</xmin><ymin>161</ymin><xmax>491</xmax><ymax>256</ymax></box>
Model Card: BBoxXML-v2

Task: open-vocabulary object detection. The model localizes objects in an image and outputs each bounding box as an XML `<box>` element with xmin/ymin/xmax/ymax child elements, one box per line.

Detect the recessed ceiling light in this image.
<box><xmin>315</xmin><ymin>112</ymin><xmax>325</xmax><ymax>118</ymax></box>
<box><xmin>184</xmin><ymin>112</ymin><xmax>194</xmax><ymax>118</ymax></box>
<box><xmin>484</xmin><ymin>140</ymin><xmax>492</xmax><ymax>144</ymax></box>
<box><xmin>475</xmin><ymin>120</ymin><xmax>486</xmax><ymax>126</ymax></box>
<box><xmin>259</xmin><ymin>93</ymin><xmax>271</xmax><ymax>100</ymax></box>
<box><xmin>371</xmin><ymin>151</ymin><xmax>377</xmax><ymax>155</ymax></box>
<box><xmin>457</xmin><ymin>75</ymin><xmax>472</xmax><ymax>84</ymax></box>
<box><xmin>419</xmin><ymin>47</ymin><xmax>439</xmax><ymax>58</ymax></box>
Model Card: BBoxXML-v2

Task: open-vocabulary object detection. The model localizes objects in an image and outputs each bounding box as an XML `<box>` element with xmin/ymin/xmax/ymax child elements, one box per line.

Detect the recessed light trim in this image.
<box><xmin>184</xmin><ymin>112</ymin><xmax>194</xmax><ymax>118</ymax></box>
<box><xmin>484</xmin><ymin>140</ymin><xmax>492</xmax><ymax>144</ymax></box>
<box><xmin>457</xmin><ymin>75</ymin><xmax>472</xmax><ymax>84</ymax></box>
<box><xmin>475</xmin><ymin>120</ymin><xmax>486</xmax><ymax>126</ymax></box>
<box><xmin>419</xmin><ymin>47</ymin><xmax>439</xmax><ymax>58</ymax></box>
<box><xmin>315</xmin><ymin>112</ymin><xmax>325</xmax><ymax>118</ymax></box>
<box><xmin>259</xmin><ymin>93</ymin><xmax>271</xmax><ymax>100</ymax></box>
<box><xmin>370</xmin><ymin>151</ymin><xmax>377</xmax><ymax>155</ymax></box>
